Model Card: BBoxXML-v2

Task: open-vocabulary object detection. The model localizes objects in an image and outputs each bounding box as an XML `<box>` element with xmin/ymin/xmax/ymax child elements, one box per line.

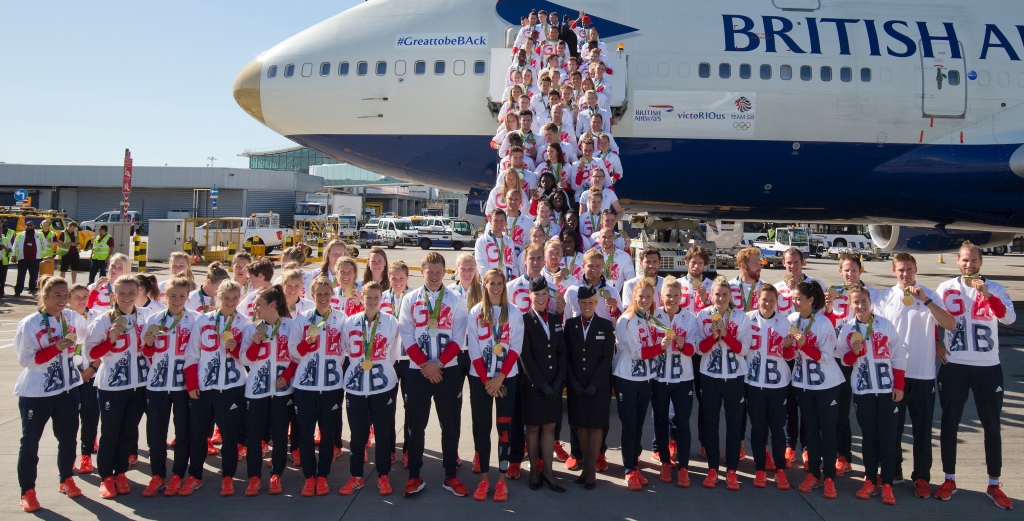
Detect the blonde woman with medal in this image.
<box><xmin>281</xmin><ymin>268</ymin><xmax>315</xmax><ymax>317</ymax></box>
<box><xmin>786</xmin><ymin>281</ymin><xmax>843</xmax><ymax>499</ymax></box>
<box><xmin>875</xmin><ymin>252</ymin><xmax>954</xmax><ymax>494</ymax></box>
<box><xmin>397</xmin><ymin>252</ymin><xmax>470</xmax><ymax>498</ymax></box>
<box><xmin>140</xmin><ymin>276</ymin><xmax>200</xmax><ymax>497</ymax></box>
<box><xmin>187</xmin><ymin>262</ymin><xmax>229</xmax><ymax>314</ymax></box>
<box><xmin>836</xmin><ymin>285</ymin><xmax>906</xmax><ymax>506</ymax></box>
<box><xmin>934</xmin><ymin>242</ymin><xmax>1016</xmax><ymax>508</ymax></box>
<box><xmin>291</xmin><ymin>276</ymin><xmax>348</xmax><ymax>497</ymax></box>
<box><xmin>447</xmin><ymin>254</ymin><xmax>484</xmax><ymax>471</ymax></box>
<box><xmin>330</xmin><ymin>256</ymin><xmax>364</xmax><ymax>317</ymax></box>
<box><xmin>241</xmin><ymin>286</ymin><xmax>300</xmax><ymax>497</ymax></box>
<box><xmin>83</xmin><ymin>275</ymin><xmax>150</xmax><ymax>500</ymax></box>
<box><xmin>86</xmin><ymin>252</ymin><xmax>130</xmax><ymax>312</ymax></box>
<box><xmin>339</xmin><ymin>281</ymin><xmax>401</xmax><ymax>496</ymax></box>
<box><xmin>180</xmin><ymin>280</ymin><xmax>251</xmax><ymax>497</ymax></box>
<box><xmin>649</xmin><ymin>276</ymin><xmax>700</xmax><ymax>488</ymax></box>
<box><xmin>744</xmin><ymin>285</ymin><xmax>795</xmax><ymax>490</ymax></box>
<box><xmin>611</xmin><ymin>279</ymin><xmax>660</xmax><ymax>491</ymax></box>
<box><xmin>695</xmin><ymin>276</ymin><xmax>752</xmax><ymax>490</ymax></box>
<box><xmin>15</xmin><ymin>277</ymin><xmax>87</xmax><ymax>512</ymax></box>
<box><xmin>69</xmin><ymin>283</ymin><xmax>100</xmax><ymax>476</ymax></box>
<box><xmin>467</xmin><ymin>269</ymin><xmax>525</xmax><ymax>502</ymax></box>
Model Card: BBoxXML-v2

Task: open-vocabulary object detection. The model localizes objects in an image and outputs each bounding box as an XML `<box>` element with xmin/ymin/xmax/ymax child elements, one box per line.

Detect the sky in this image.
<box><xmin>0</xmin><ymin>1</ymin><xmax>364</xmax><ymax>168</ymax></box>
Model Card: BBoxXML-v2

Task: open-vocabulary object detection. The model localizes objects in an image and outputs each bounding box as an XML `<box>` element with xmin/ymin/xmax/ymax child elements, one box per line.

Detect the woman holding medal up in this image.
<box><xmin>242</xmin><ymin>286</ymin><xmax>300</xmax><ymax>497</ymax></box>
<box><xmin>292</xmin><ymin>276</ymin><xmax>348</xmax><ymax>496</ymax></box>
<box><xmin>696</xmin><ymin>276</ymin><xmax>752</xmax><ymax>490</ymax></box>
<box><xmin>85</xmin><ymin>274</ymin><xmax>149</xmax><ymax>500</ymax></box>
<box><xmin>331</xmin><ymin>256</ymin><xmax>364</xmax><ymax>317</ymax></box>
<box><xmin>467</xmin><ymin>268</ymin><xmax>524</xmax><ymax>502</ymax></box>
<box><xmin>612</xmin><ymin>279</ymin><xmax>661</xmax><ymax>490</ymax></box>
<box><xmin>86</xmin><ymin>252</ymin><xmax>131</xmax><ymax>312</ymax></box>
<box><xmin>15</xmin><ymin>277</ymin><xmax>87</xmax><ymax>512</ymax></box>
<box><xmin>180</xmin><ymin>280</ymin><xmax>251</xmax><ymax>497</ymax></box>
<box><xmin>787</xmin><ymin>282</ymin><xmax>843</xmax><ymax>499</ymax></box>
<box><xmin>140</xmin><ymin>276</ymin><xmax>200</xmax><ymax>497</ymax></box>
<box><xmin>338</xmin><ymin>281</ymin><xmax>400</xmax><ymax>496</ymax></box>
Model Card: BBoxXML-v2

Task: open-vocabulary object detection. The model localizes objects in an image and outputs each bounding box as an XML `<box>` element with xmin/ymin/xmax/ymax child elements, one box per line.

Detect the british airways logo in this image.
<box><xmin>648</xmin><ymin>105</ymin><xmax>674</xmax><ymax>113</ymax></box>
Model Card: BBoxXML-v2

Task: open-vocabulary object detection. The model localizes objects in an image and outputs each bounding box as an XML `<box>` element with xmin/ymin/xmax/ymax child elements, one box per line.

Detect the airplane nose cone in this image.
<box><xmin>233</xmin><ymin>57</ymin><xmax>265</xmax><ymax>125</ymax></box>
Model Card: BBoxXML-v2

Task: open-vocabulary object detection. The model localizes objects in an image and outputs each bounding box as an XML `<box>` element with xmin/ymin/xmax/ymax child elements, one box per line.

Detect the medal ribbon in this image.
<box><xmin>216</xmin><ymin>311</ymin><xmax>236</xmax><ymax>341</ymax></box>
<box><xmin>491</xmin><ymin>234</ymin><xmax>506</xmax><ymax>267</ymax></box>
<box><xmin>40</xmin><ymin>311</ymin><xmax>68</xmax><ymax>346</ymax></box>
<box><xmin>854</xmin><ymin>315</ymin><xmax>874</xmax><ymax>349</ymax></box>
<box><xmin>361</xmin><ymin>312</ymin><xmax>380</xmax><ymax>364</ymax></box>
<box><xmin>391</xmin><ymin>290</ymin><xmax>405</xmax><ymax>320</ymax></box>
<box><xmin>738</xmin><ymin>281</ymin><xmax>755</xmax><ymax>312</ymax></box>
<box><xmin>107</xmin><ymin>283</ymin><xmax>115</xmax><ymax>309</ymax></box>
<box><xmin>161</xmin><ymin>309</ymin><xmax>186</xmax><ymax>334</ymax></box>
<box><xmin>424</xmin><ymin>286</ymin><xmax>446</xmax><ymax>327</ymax></box>
<box><xmin>261</xmin><ymin>317</ymin><xmax>282</xmax><ymax>342</ymax></box>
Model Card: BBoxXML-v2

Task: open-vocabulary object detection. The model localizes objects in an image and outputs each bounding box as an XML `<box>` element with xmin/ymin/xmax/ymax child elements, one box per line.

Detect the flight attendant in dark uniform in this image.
<box><xmin>565</xmin><ymin>285</ymin><xmax>614</xmax><ymax>489</ymax></box>
<box><xmin>520</xmin><ymin>277</ymin><xmax>567</xmax><ymax>492</ymax></box>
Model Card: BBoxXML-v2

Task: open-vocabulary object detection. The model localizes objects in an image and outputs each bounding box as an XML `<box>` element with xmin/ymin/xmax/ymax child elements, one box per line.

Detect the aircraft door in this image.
<box><xmin>920</xmin><ymin>40</ymin><xmax>966</xmax><ymax>118</ymax></box>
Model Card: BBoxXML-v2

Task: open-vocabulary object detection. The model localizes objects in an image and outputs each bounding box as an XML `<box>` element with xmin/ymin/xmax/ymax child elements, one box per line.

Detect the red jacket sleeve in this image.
<box><xmin>141</xmin><ymin>342</ymin><xmax>155</xmax><ymax>358</ymax></box>
<box><xmin>34</xmin><ymin>345</ymin><xmax>61</xmax><ymax>365</ymax></box>
<box><xmin>842</xmin><ymin>348</ymin><xmax>863</xmax><ymax>366</ymax></box>
<box><xmin>296</xmin><ymin>337</ymin><xmax>317</xmax><ymax>356</ymax></box>
<box><xmin>723</xmin><ymin>333</ymin><xmax>743</xmax><ymax>354</ymax></box>
<box><xmin>698</xmin><ymin>335</ymin><xmax>717</xmax><ymax>354</ymax></box>
<box><xmin>680</xmin><ymin>342</ymin><xmax>695</xmax><ymax>357</ymax></box>
<box><xmin>823</xmin><ymin>311</ymin><xmax>840</xmax><ymax>327</ymax></box>
<box><xmin>640</xmin><ymin>346</ymin><xmax>663</xmax><ymax>360</ymax></box>
<box><xmin>88</xmin><ymin>338</ymin><xmax>114</xmax><ymax>360</ymax></box>
<box><xmin>279</xmin><ymin>361</ymin><xmax>298</xmax><ymax>383</ymax></box>
<box><xmin>244</xmin><ymin>342</ymin><xmax>263</xmax><ymax>362</ymax></box>
<box><xmin>499</xmin><ymin>351</ymin><xmax>519</xmax><ymax>377</ymax></box>
<box><xmin>783</xmin><ymin>346</ymin><xmax>796</xmax><ymax>360</ymax></box>
<box><xmin>893</xmin><ymin>369</ymin><xmax>906</xmax><ymax>392</ymax></box>
<box><xmin>87</xmin><ymin>290</ymin><xmax>103</xmax><ymax>310</ymax></box>
<box><xmin>988</xmin><ymin>294</ymin><xmax>1007</xmax><ymax>319</ymax></box>
<box><xmin>472</xmin><ymin>358</ymin><xmax>490</xmax><ymax>384</ymax></box>
<box><xmin>799</xmin><ymin>338</ymin><xmax>822</xmax><ymax>362</ymax></box>
<box><xmin>406</xmin><ymin>345</ymin><xmax>429</xmax><ymax>367</ymax></box>
<box><xmin>438</xmin><ymin>341</ymin><xmax>462</xmax><ymax>366</ymax></box>
<box><xmin>184</xmin><ymin>364</ymin><xmax>199</xmax><ymax>392</ymax></box>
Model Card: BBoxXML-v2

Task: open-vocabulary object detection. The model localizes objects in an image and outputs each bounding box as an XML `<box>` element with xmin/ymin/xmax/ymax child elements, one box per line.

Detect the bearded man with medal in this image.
<box><xmin>397</xmin><ymin>252</ymin><xmax>470</xmax><ymax>498</ymax></box>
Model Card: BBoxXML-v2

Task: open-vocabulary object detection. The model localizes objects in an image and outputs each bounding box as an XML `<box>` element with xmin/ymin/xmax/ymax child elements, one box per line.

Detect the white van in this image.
<box><xmin>374</xmin><ymin>217</ymin><xmax>418</xmax><ymax>248</ymax></box>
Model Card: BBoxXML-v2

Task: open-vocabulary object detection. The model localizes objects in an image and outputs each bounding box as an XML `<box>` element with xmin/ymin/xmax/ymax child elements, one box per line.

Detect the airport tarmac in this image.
<box><xmin>0</xmin><ymin>248</ymin><xmax>1020</xmax><ymax>520</ymax></box>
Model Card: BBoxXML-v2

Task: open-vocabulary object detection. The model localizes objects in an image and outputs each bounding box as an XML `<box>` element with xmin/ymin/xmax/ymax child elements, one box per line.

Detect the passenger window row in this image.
<box><xmin>696</xmin><ymin>62</ymin><xmax>922</xmax><ymax>84</ymax></box>
<box><xmin>267</xmin><ymin>60</ymin><xmax>486</xmax><ymax>78</ymax></box>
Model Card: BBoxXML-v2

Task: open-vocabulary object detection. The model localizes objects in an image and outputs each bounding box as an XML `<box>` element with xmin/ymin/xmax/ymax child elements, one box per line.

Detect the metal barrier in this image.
<box><xmin>183</xmin><ymin>218</ymin><xmax>244</xmax><ymax>265</ymax></box>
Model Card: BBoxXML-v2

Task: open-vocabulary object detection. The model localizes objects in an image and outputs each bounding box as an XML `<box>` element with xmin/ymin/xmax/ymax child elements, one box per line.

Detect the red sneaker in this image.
<box><xmin>836</xmin><ymin>456</ymin><xmax>851</xmax><ymax>477</ymax></box>
<box><xmin>677</xmin><ymin>468</ymin><xmax>691</xmax><ymax>488</ymax></box>
<box><xmin>596</xmin><ymin>453</ymin><xmax>609</xmax><ymax>472</ymax></box>
<box><xmin>169</xmin><ymin>439</ymin><xmax>176</xmax><ymax>448</ymax></box>
<box><xmin>801</xmin><ymin>450</ymin><xmax>809</xmax><ymax>472</ymax></box>
<box><xmin>637</xmin><ymin>471</ymin><xmax>649</xmax><ymax>486</ymax></box>
<box><xmin>128</xmin><ymin>454</ymin><xmax>138</xmax><ymax>467</ymax></box>
<box><xmin>493</xmin><ymin>481</ymin><xmax>508</xmax><ymax>502</ymax></box>
<box><xmin>300</xmin><ymin>477</ymin><xmax>315</xmax><ymax>497</ymax></box>
<box><xmin>659</xmin><ymin>463</ymin><xmax>673</xmax><ymax>483</ymax></box>
<box><xmin>856</xmin><ymin>477</ymin><xmax>878</xmax><ymax>499</ymax></box>
<box><xmin>651</xmin><ymin>451</ymin><xmax>661</xmax><ymax>464</ymax></box>
<box><xmin>935</xmin><ymin>479</ymin><xmax>957</xmax><ymax>500</ymax></box>
<box><xmin>244</xmin><ymin>477</ymin><xmax>261</xmax><ymax>497</ymax></box>
<box><xmin>565</xmin><ymin>456</ymin><xmax>580</xmax><ymax>471</ymax></box>
<box><xmin>316</xmin><ymin>477</ymin><xmax>330</xmax><ymax>496</ymax></box>
<box><xmin>314</xmin><ymin>428</ymin><xmax>321</xmax><ymax>446</ymax></box>
<box><xmin>776</xmin><ymin>470</ymin><xmax>791</xmax><ymax>490</ymax></box>
<box><xmin>142</xmin><ymin>476</ymin><xmax>165</xmax><ymax>497</ymax></box>
<box><xmin>505</xmin><ymin>462</ymin><xmax>521</xmax><ymax>480</ymax></box>
<box><xmin>207</xmin><ymin>439</ymin><xmax>219</xmax><ymax>455</ymax></box>
<box><xmin>367</xmin><ymin>426</ymin><xmax>375</xmax><ymax>448</ymax></box>
<box><xmin>443</xmin><ymin>477</ymin><xmax>469</xmax><ymax>497</ymax></box>
<box><xmin>332</xmin><ymin>446</ymin><xmax>342</xmax><ymax>462</ymax></box>
<box><xmin>262</xmin><ymin>441</ymin><xmax>270</xmax><ymax>457</ymax></box>
<box><xmin>291</xmin><ymin>449</ymin><xmax>301</xmax><ymax>467</ymax></box>
<box><xmin>915</xmin><ymin>479</ymin><xmax>932</xmax><ymax>498</ymax></box>
<box><xmin>703</xmin><ymin>469</ymin><xmax>718</xmax><ymax>488</ymax></box>
<box><xmin>472</xmin><ymin>479</ymin><xmax>489</xmax><ymax>501</ymax></box>
<box><xmin>739</xmin><ymin>445</ymin><xmax>746</xmax><ymax>460</ymax></box>
<box><xmin>798</xmin><ymin>475</ymin><xmax>821</xmax><ymax>493</ymax></box>
<box><xmin>177</xmin><ymin>477</ymin><xmax>202</xmax><ymax>497</ymax></box>
<box><xmin>726</xmin><ymin>470</ymin><xmax>740</xmax><ymax>491</ymax></box>
<box><xmin>20</xmin><ymin>489</ymin><xmax>41</xmax><ymax>512</ymax></box>
<box><xmin>669</xmin><ymin>440</ymin><xmax>678</xmax><ymax>463</ymax></box>
<box><xmin>823</xmin><ymin>478</ymin><xmax>837</xmax><ymax>499</ymax></box>
<box><xmin>882</xmin><ymin>484</ymin><xmax>896</xmax><ymax>505</ymax></box>
<box><xmin>165</xmin><ymin>475</ymin><xmax>183</xmax><ymax>497</ymax></box>
<box><xmin>115</xmin><ymin>473</ymin><xmax>131</xmax><ymax>494</ymax></box>
<box><xmin>99</xmin><ymin>476</ymin><xmax>118</xmax><ymax>499</ymax></box>
<box><xmin>753</xmin><ymin>470</ymin><xmax>767</xmax><ymax>488</ymax></box>
<box><xmin>402</xmin><ymin>451</ymin><xmax>409</xmax><ymax>469</ymax></box>
<box><xmin>339</xmin><ymin>477</ymin><xmax>364</xmax><ymax>495</ymax></box>
<box><xmin>59</xmin><ymin>477</ymin><xmax>83</xmax><ymax>498</ymax></box>
<box><xmin>471</xmin><ymin>452</ymin><xmax>480</xmax><ymax>473</ymax></box>
<box><xmin>268</xmin><ymin>474</ymin><xmax>282</xmax><ymax>495</ymax></box>
<box><xmin>785</xmin><ymin>447</ymin><xmax>796</xmax><ymax>468</ymax></box>
<box><xmin>220</xmin><ymin>477</ymin><xmax>235</xmax><ymax>496</ymax></box>
<box><xmin>626</xmin><ymin>471</ymin><xmax>642</xmax><ymax>491</ymax></box>
<box><xmin>212</xmin><ymin>427</ymin><xmax>222</xmax><ymax>444</ymax></box>
<box><xmin>237</xmin><ymin>444</ymin><xmax>247</xmax><ymax>460</ymax></box>
<box><xmin>987</xmin><ymin>483</ymin><xmax>1013</xmax><ymax>510</ymax></box>
<box><xmin>700</xmin><ymin>446</ymin><xmax>707</xmax><ymax>458</ymax></box>
<box><xmin>378</xmin><ymin>475</ymin><xmax>392</xmax><ymax>495</ymax></box>
<box><xmin>765</xmin><ymin>450</ymin><xmax>776</xmax><ymax>472</ymax></box>
<box><xmin>76</xmin><ymin>454</ymin><xmax>94</xmax><ymax>474</ymax></box>
<box><xmin>404</xmin><ymin>477</ymin><xmax>425</xmax><ymax>497</ymax></box>
<box><xmin>553</xmin><ymin>442</ymin><xmax>570</xmax><ymax>462</ymax></box>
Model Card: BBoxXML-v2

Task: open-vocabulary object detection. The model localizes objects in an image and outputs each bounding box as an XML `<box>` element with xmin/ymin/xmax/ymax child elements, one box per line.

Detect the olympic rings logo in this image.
<box><xmin>733</xmin><ymin>122</ymin><xmax>752</xmax><ymax>131</ymax></box>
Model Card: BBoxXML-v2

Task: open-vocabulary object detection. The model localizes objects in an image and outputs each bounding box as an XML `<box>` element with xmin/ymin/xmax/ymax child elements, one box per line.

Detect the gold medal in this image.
<box><xmin>559</xmin><ymin>268</ymin><xmax>569</xmax><ymax>277</ymax></box>
<box><xmin>902</xmin><ymin>294</ymin><xmax>914</xmax><ymax>306</ymax></box>
<box><xmin>361</xmin><ymin>359</ymin><xmax>373</xmax><ymax>371</ymax></box>
<box><xmin>427</xmin><ymin>318</ymin><xmax>438</xmax><ymax>329</ymax></box>
<box><xmin>146</xmin><ymin>325</ymin><xmax>160</xmax><ymax>336</ymax></box>
<box><xmin>665</xmin><ymin>329</ymin><xmax>675</xmax><ymax>339</ymax></box>
<box><xmin>827</xmin><ymin>286</ymin><xmax>838</xmax><ymax>298</ymax></box>
<box><xmin>220</xmin><ymin>331</ymin><xmax>234</xmax><ymax>343</ymax></box>
<box><xmin>113</xmin><ymin>316</ymin><xmax>128</xmax><ymax>328</ymax></box>
<box><xmin>345</xmin><ymin>288</ymin><xmax>356</xmax><ymax>299</ymax></box>
<box><xmin>600</xmin><ymin>289</ymin><xmax>611</xmax><ymax>299</ymax></box>
<box><xmin>307</xmin><ymin>327</ymin><xmax>320</xmax><ymax>339</ymax></box>
<box><xmin>64</xmin><ymin>333</ymin><xmax>77</xmax><ymax>343</ymax></box>
<box><xmin>256</xmin><ymin>322</ymin><xmax>269</xmax><ymax>335</ymax></box>
<box><xmin>711</xmin><ymin>312</ymin><xmax>722</xmax><ymax>322</ymax></box>
<box><xmin>493</xmin><ymin>342</ymin><xmax>503</xmax><ymax>356</ymax></box>
<box><xmin>788</xmin><ymin>325</ymin><xmax>800</xmax><ymax>336</ymax></box>
<box><xmin>783</xmin><ymin>273</ymin><xmax>794</xmax><ymax>284</ymax></box>
<box><xmin>851</xmin><ymin>331</ymin><xmax>864</xmax><ymax>342</ymax></box>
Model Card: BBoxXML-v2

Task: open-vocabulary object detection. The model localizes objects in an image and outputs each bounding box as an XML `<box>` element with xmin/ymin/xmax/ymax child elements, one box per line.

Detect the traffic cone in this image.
<box><xmin>860</xmin><ymin>255</ymin><xmax>867</xmax><ymax>272</ymax></box>
<box><xmin>937</xmin><ymin>254</ymin><xmax>945</xmax><ymax>264</ymax></box>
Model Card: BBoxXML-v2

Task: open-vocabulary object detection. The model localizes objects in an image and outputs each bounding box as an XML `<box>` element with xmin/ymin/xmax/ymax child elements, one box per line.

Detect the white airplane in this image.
<box><xmin>233</xmin><ymin>0</ymin><xmax>1024</xmax><ymax>253</ymax></box>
